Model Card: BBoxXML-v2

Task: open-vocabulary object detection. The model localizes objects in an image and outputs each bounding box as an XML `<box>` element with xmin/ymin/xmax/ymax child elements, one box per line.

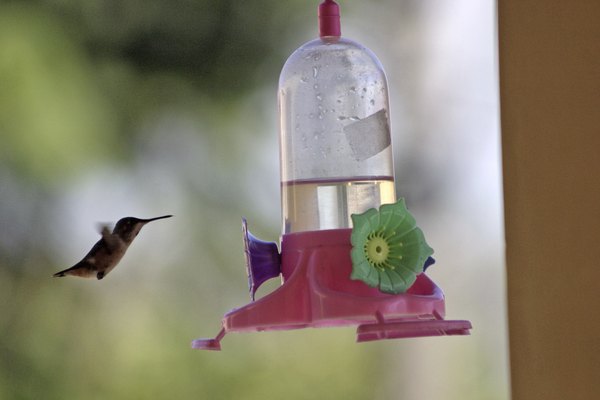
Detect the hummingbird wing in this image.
<box><xmin>81</xmin><ymin>237</ymin><xmax>110</xmax><ymax>258</ymax></box>
<box><xmin>96</xmin><ymin>222</ymin><xmax>113</xmax><ymax>234</ymax></box>
<box><xmin>81</xmin><ymin>231</ymin><xmax>123</xmax><ymax>259</ymax></box>
<box><xmin>94</xmin><ymin>227</ymin><xmax>124</xmax><ymax>255</ymax></box>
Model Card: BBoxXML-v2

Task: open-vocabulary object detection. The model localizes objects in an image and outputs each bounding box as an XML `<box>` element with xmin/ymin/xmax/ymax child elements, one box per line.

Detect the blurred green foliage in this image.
<box><xmin>0</xmin><ymin>5</ymin><xmax>118</xmax><ymax>181</ymax></box>
<box><xmin>0</xmin><ymin>1</ymin><xmax>508</xmax><ymax>399</ymax></box>
<box><xmin>0</xmin><ymin>0</ymin><xmax>313</xmax><ymax>182</ymax></box>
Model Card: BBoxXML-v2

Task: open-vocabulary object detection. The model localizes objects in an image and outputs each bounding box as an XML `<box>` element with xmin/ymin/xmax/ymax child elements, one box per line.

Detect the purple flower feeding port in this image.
<box><xmin>242</xmin><ymin>218</ymin><xmax>281</xmax><ymax>301</ymax></box>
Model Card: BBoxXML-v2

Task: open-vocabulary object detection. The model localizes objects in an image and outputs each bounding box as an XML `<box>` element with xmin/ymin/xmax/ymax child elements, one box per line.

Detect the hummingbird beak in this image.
<box><xmin>140</xmin><ymin>215</ymin><xmax>173</xmax><ymax>224</ymax></box>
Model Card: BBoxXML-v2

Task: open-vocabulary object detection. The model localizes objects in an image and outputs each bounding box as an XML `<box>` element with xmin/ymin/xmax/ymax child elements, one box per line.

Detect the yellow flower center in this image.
<box><xmin>364</xmin><ymin>233</ymin><xmax>390</xmax><ymax>269</ymax></box>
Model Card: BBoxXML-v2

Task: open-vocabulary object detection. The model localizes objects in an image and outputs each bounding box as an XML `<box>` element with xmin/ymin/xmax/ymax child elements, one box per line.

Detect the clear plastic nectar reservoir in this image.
<box><xmin>279</xmin><ymin>2</ymin><xmax>395</xmax><ymax>234</ymax></box>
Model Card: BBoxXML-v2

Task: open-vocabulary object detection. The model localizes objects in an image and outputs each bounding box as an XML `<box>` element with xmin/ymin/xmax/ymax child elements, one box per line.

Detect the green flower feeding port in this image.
<box><xmin>350</xmin><ymin>199</ymin><xmax>434</xmax><ymax>294</ymax></box>
<box><xmin>192</xmin><ymin>1</ymin><xmax>471</xmax><ymax>351</ymax></box>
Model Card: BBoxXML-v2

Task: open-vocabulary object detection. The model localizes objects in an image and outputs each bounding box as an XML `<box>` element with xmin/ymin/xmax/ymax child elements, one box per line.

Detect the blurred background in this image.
<box><xmin>0</xmin><ymin>0</ymin><xmax>507</xmax><ymax>399</ymax></box>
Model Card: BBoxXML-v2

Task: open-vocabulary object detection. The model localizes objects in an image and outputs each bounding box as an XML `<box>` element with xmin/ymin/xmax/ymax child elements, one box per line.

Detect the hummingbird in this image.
<box><xmin>53</xmin><ymin>215</ymin><xmax>173</xmax><ymax>280</ymax></box>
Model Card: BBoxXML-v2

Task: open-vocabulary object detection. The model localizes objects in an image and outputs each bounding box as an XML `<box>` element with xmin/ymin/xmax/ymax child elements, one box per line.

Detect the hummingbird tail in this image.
<box><xmin>52</xmin><ymin>261</ymin><xmax>97</xmax><ymax>279</ymax></box>
<box><xmin>52</xmin><ymin>263</ymin><xmax>84</xmax><ymax>278</ymax></box>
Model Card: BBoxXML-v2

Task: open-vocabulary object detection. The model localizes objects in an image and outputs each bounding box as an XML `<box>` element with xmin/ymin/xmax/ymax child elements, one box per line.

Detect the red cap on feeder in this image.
<box><xmin>319</xmin><ymin>0</ymin><xmax>341</xmax><ymax>37</ymax></box>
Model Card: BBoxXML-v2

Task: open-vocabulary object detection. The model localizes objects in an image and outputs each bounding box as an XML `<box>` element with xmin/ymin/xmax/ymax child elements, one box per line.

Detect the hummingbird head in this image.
<box><xmin>113</xmin><ymin>215</ymin><xmax>172</xmax><ymax>243</ymax></box>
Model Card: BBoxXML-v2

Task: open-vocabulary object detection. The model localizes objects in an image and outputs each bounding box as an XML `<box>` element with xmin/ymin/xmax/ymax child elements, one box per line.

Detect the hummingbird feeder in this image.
<box><xmin>193</xmin><ymin>0</ymin><xmax>471</xmax><ymax>351</ymax></box>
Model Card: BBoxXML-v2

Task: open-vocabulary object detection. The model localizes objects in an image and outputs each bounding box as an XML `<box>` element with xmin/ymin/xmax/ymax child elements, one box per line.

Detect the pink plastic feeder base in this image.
<box><xmin>192</xmin><ymin>229</ymin><xmax>471</xmax><ymax>350</ymax></box>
